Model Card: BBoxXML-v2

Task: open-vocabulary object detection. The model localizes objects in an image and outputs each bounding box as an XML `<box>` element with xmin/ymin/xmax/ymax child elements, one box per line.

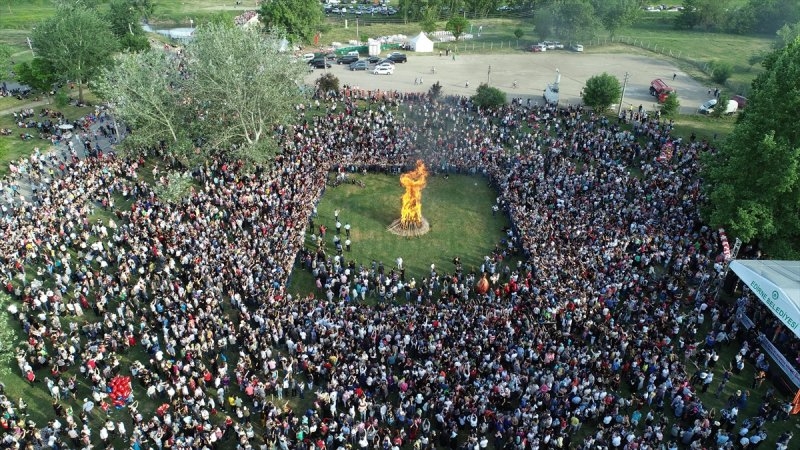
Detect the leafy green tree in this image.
<box><xmin>702</xmin><ymin>37</ymin><xmax>800</xmax><ymax>257</ymax></box>
<box><xmin>14</xmin><ymin>59</ymin><xmax>59</xmax><ymax>93</ymax></box>
<box><xmin>660</xmin><ymin>92</ymin><xmax>680</xmax><ymax>116</ymax></box>
<box><xmin>776</xmin><ymin>21</ymin><xmax>800</xmax><ymax>48</ymax></box>
<box><xmin>710</xmin><ymin>60</ymin><xmax>733</xmax><ymax>84</ymax></box>
<box><xmin>97</xmin><ymin>24</ymin><xmax>307</xmax><ymax>168</ymax></box>
<box><xmin>31</xmin><ymin>4</ymin><xmax>118</xmax><ymax>102</ymax></box>
<box><xmin>542</xmin><ymin>0</ymin><xmax>598</xmax><ymax>41</ymax></box>
<box><xmin>106</xmin><ymin>0</ymin><xmax>150</xmax><ymax>52</ymax></box>
<box><xmin>675</xmin><ymin>0</ymin><xmax>731</xmax><ymax>31</ymax></box>
<box><xmin>581</xmin><ymin>73</ymin><xmax>621</xmax><ymax>112</ymax></box>
<box><xmin>471</xmin><ymin>83</ymin><xmax>506</xmax><ymax>108</ymax></box>
<box><xmin>260</xmin><ymin>0</ymin><xmax>324</xmax><ymax>44</ymax></box>
<box><xmin>446</xmin><ymin>16</ymin><xmax>470</xmax><ymax>41</ymax></box>
<box><xmin>513</xmin><ymin>28</ymin><xmax>524</xmax><ymax>40</ymax></box>
<box><xmin>711</xmin><ymin>93</ymin><xmax>730</xmax><ymax>118</ymax></box>
<box><xmin>737</xmin><ymin>0</ymin><xmax>800</xmax><ymax>35</ymax></box>
<box><xmin>591</xmin><ymin>0</ymin><xmax>642</xmax><ymax>38</ymax></box>
<box><xmin>428</xmin><ymin>81</ymin><xmax>443</xmax><ymax>101</ymax></box>
<box><xmin>317</xmin><ymin>72</ymin><xmax>339</xmax><ymax>95</ymax></box>
<box><xmin>420</xmin><ymin>8</ymin><xmax>439</xmax><ymax>34</ymax></box>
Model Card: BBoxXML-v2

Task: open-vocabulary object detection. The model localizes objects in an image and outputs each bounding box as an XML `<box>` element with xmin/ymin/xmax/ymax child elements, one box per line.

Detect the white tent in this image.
<box><xmin>730</xmin><ymin>260</ymin><xmax>800</xmax><ymax>338</ymax></box>
<box><xmin>407</xmin><ymin>32</ymin><xmax>434</xmax><ymax>52</ymax></box>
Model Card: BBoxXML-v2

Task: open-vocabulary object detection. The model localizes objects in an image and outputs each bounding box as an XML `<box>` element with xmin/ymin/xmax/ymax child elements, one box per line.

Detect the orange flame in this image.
<box><xmin>400</xmin><ymin>160</ymin><xmax>428</xmax><ymax>228</ymax></box>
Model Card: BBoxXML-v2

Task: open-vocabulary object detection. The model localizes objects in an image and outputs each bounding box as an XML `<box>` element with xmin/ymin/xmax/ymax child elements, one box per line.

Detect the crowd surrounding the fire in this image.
<box><xmin>0</xmin><ymin>85</ymin><xmax>798</xmax><ymax>450</ymax></box>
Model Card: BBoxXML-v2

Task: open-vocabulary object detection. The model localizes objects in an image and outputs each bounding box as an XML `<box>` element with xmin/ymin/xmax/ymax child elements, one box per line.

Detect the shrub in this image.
<box><xmin>316</xmin><ymin>72</ymin><xmax>339</xmax><ymax>96</ymax></box>
<box><xmin>710</xmin><ymin>61</ymin><xmax>733</xmax><ymax>84</ymax></box>
<box><xmin>471</xmin><ymin>83</ymin><xmax>506</xmax><ymax>108</ymax></box>
<box><xmin>661</xmin><ymin>92</ymin><xmax>680</xmax><ymax>116</ymax></box>
<box><xmin>428</xmin><ymin>81</ymin><xmax>442</xmax><ymax>101</ymax></box>
<box><xmin>581</xmin><ymin>72</ymin><xmax>621</xmax><ymax>112</ymax></box>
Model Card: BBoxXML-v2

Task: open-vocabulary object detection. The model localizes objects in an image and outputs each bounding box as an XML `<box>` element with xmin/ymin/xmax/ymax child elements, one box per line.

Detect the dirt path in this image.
<box><xmin>305</xmin><ymin>51</ymin><xmax>711</xmax><ymax>114</ymax></box>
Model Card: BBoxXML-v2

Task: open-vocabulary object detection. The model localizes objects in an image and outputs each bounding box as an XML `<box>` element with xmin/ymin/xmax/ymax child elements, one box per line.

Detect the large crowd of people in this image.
<box><xmin>0</xmin><ymin>86</ymin><xmax>797</xmax><ymax>450</ymax></box>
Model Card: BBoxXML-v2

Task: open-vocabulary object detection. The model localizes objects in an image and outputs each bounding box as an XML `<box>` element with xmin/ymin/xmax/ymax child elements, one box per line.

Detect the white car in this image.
<box><xmin>375</xmin><ymin>61</ymin><xmax>394</xmax><ymax>70</ymax></box>
<box><xmin>301</xmin><ymin>53</ymin><xmax>315</xmax><ymax>62</ymax></box>
<box><xmin>373</xmin><ymin>65</ymin><xmax>394</xmax><ymax>75</ymax></box>
<box><xmin>572</xmin><ymin>44</ymin><xmax>584</xmax><ymax>52</ymax></box>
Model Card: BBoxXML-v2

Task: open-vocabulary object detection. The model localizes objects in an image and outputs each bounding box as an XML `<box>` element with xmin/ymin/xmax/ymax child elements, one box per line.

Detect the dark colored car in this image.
<box><xmin>337</xmin><ymin>55</ymin><xmax>359</xmax><ymax>65</ymax></box>
<box><xmin>367</xmin><ymin>55</ymin><xmax>381</xmax><ymax>64</ymax></box>
<box><xmin>309</xmin><ymin>58</ymin><xmax>331</xmax><ymax>69</ymax></box>
<box><xmin>325</xmin><ymin>53</ymin><xmax>337</xmax><ymax>61</ymax></box>
<box><xmin>349</xmin><ymin>60</ymin><xmax>369</xmax><ymax>71</ymax></box>
<box><xmin>386</xmin><ymin>52</ymin><xmax>407</xmax><ymax>63</ymax></box>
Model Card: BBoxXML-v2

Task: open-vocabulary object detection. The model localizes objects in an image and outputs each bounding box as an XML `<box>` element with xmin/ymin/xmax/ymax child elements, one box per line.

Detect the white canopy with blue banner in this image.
<box><xmin>729</xmin><ymin>260</ymin><xmax>800</xmax><ymax>338</ymax></box>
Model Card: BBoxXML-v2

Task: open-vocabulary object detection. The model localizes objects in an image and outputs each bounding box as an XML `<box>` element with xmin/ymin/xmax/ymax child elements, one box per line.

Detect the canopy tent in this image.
<box><xmin>729</xmin><ymin>260</ymin><xmax>800</xmax><ymax>338</ymax></box>
<box><xmin>407</xmin><ymin>32</ymin><xmax>434</xmax><ymax>52</ymax></box>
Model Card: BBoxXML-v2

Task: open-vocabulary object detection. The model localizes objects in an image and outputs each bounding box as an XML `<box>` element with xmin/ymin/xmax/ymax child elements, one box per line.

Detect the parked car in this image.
<box><xmin>367</xmin><ymin>55</ymin><xmax>381</xmax><ymax>64</ymax></box>
<box><xmin>376</xmin><ymin>60</ymin><xmax>395</xmax><ymax>68</ymax></box>
<box><xmin>309</xmin><ymin>58</ymin><xmax>331</xmax><ymax>69</ymax></box>
<box><xmin>337</xmin><ymin>55</ymin><xmax>359</xmax><ymax>65</ymax></box>
<box><xmin>386</xmin><ymin>52</ymin><xmax>407</xmax><ymax>63</ymax></box>
<box><xmin>731</xmin><ymin>95</ymin><xmax>748</xmax><ymax>109</ymax></box>
<box><xmin>301</xmin><ymin>53</ymin><xmax>316</xmax><ymax>62</ymax></box>
<box><xmin>698</xmin><ymin>98</ymin><xmax>738</xmax><ymax>115</ymax></box>
<box><xmin>324</xmin><ymin>53</ymin><xmax>338</xmax><ymax>61</ymax></box>
<box><xmin>572</xmin><ymin>44</ymin><xmax>584</xmax><ymax>52</ymax></box>
<box><xmin>349</xmin><ymin>60</ymin><xmax>369</xmax><ymax>71</ymax></box>
<box><xmin>530</xmin><ymin>44</ymin><xmax>546</xmax><ymax>52</ymax></box>
<box><xmin>373</xmin><ymin>65</ymin><xmax>394</xmax><ymax>75</ymax></box>
<box><xmin>552</xmin><ymin>41</ymin><xmax>564</xmax><ymax>49</ymax></box>
<box><xmin>542</xmin><ymin>41</ymin><xmax>556</xmax><ymax>50</ymax></box>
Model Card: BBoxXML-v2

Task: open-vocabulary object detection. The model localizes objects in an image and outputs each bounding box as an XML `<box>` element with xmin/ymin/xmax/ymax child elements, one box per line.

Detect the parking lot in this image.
<box><xmin>304</xmin><ymin>51</ymin><xmax>713</xmax><ymax>114</ymax></box>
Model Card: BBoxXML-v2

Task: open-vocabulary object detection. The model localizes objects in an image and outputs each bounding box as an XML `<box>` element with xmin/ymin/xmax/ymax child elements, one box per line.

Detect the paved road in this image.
<box><xmin>305</xmin><ymin>51</ymin><xmax>711</xmax><ymax>114</ymax></box>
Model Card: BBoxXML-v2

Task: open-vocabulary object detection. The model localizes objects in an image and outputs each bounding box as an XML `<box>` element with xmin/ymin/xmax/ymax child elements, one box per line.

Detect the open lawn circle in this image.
<box><xmin>289</xmin><ymin>173</ymin><xmax>513</xmax><ymax>294</ymax></box>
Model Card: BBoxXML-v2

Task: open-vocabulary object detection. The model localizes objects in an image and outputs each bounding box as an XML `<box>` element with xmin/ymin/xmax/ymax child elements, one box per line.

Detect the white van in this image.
<box><xmin>346</xmin><ymin>51</ymin><xmax>360</xmax><ymax>57</ymax></box>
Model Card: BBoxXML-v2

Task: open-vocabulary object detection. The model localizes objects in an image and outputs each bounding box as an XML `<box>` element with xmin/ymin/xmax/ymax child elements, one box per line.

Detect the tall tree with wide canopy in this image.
<box><xmin>259</xmin><ymin>0</ymin><xmax>324</xmax><ymax>44</ymax></box>
<box><xmin>702</xmin><ymin>37</ymin><xmax>800</xmax><ymax>257</ymax></box>
<box><xmin>591</xmin><ymin>0</ymin><xmax>643</xmax><ymax>38</ymax></box>
<box><xmin>96</xmin><ymin>24</ymin><xmax>308</xmax><ymax>168</ymax></box>
<box><xmin>31</xmin><ymin>3</ymin><xmax>118</xmax><ymax>102</ymax></box>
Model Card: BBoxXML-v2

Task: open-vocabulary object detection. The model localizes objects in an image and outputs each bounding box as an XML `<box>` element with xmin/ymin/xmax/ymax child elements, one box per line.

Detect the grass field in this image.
<box><xmin>0</xmin><ymin>90</ymin><xmax>98</xmax><ymax>176</ymax></box>
<box><xmin>288</xmin><ymin>172</ymin><xmax>513</xmax><ymax>297</ymax></box>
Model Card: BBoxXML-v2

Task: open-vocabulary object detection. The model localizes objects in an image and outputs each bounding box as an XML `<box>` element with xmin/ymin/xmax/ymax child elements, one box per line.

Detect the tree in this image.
<box><xmin>702</xmin><ymin>37</ymin><xmax>800</xmax><ymax>257</ymax></box>
<box><xmin>591</xmin><ymin>0</ymin><xmax>642</xmax><ymax>38</ymax></box>
<box><xmin>660</xmin><ymin>92</ymin><xmax>680</xmax><ymax>116</ymax></box>
<box><xmin>446</xmin><ymin>16</ymin><xmax>470</xmax><ymax>41</ymax></box>
<box><xmin>776</xmin><ymin>21</ymin><xmax>800</xmax><ymax>49</ymax></box>
<box><xmin>711</xmin><ymin>93</ymin><xmax>731</xmax><ymax>118</ymax></box>
<box><xmin>581</xmin><ymin>73</ymin><xmax>621</xmax><ymax>112</ymax></box>
<box><xmin>675</xmin><ymin>0</ymin><xmax>731</xmax><ymax>31</ymax></box>
<box><xmin>428</xmin><ymin>81</ymin><xmax>443</xmax><ymax>101</ymax></box>
<box><xmin>260</xmin><ymin>0</ymin><xmax>324</xmax><ymax>44</ymax></box>
<box><xmin>513</xmin><ymin>28</ymin><xmax>524</xmax><ymax>40</ymax></box>
<box><xmin>471</xmin><ymin>83</ymin><xmax>506</xmax><ymax>108</ymax></box>
<box><xmin>14</xmin><ymin>59</ymin><xmax>59</xmax><ymax>93</ymax></box>
<box><xmin>96</xmin><ymin>24</ymin><xmax>308</xmax><ymax>168</ymax></box>
<box><xmin>317</xmin><ymin>73</ymin><xmax>339</xmax><ymax>96</ymax></box>
<box><xmin>106</xmin><ymin>0</ymin><xmax>150</xmax><ymax>52</ymax></box>
<box><xmin>31</xmin><ymin>4</ymin><xmax>118</xmax><ymax>102</ymax></box>
<box><xmin>420</xmin><ymin>8</ymin><xmax>439</xmax><ymax>34</ymax></box>
<box><xmin>709</xmin><ymin>60</ymin><xmax>733</xmax><ymax>84</ymax></box>
<box><xmin>541</xmin><ymin>0</ymin><xmax>598</xmax><ymax>41</ymax></box>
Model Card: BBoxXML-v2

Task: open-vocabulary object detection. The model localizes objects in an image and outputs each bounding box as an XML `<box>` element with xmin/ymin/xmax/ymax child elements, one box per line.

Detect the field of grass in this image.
<box><xmin>0</xmin><ymin>97</ymin><xmax>97</xmax><ymax>176</ymax></box>
<box><xmin>612</xmin><ymin>14</ymin><xmax>774</xmax><ymax>94</ymax></box>
<box><xmin>288</xmin><ymin>172</ymin><xmax>512</xmax><ymax>296</ymax></box>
